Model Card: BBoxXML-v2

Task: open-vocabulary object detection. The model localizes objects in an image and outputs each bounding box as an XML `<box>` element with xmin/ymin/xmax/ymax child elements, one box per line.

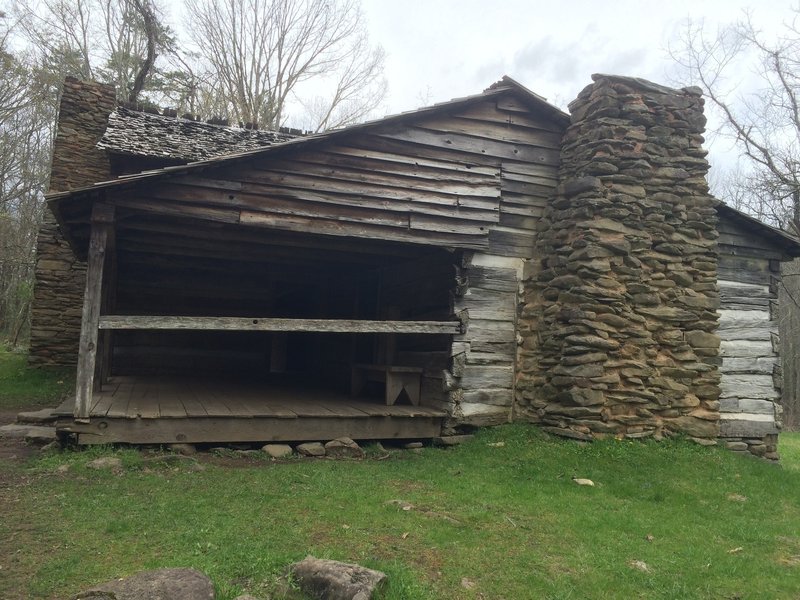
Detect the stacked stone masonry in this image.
<box><xmin>517</xmin><ymin>75</ymin><xmax>723</xmax><ymax>445</ymax></box>
<box><xmin>28</xmin><ymin>77</ymin><xmax>116</xmax><ymax>366</ymax></box>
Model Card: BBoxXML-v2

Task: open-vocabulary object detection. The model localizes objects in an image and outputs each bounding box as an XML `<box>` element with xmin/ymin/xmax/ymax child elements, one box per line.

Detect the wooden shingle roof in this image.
<box><xmin>97</xmin><ymin>107</ymin><xmax>297</xmax><ymax>161</ymax></box>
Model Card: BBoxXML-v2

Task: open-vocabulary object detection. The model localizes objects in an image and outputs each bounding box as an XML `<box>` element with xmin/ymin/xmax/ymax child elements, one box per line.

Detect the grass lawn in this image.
<box><xmin>0</xmin><ymin>346</ymin><xmax>73</xmax><ymax>411</ymax></box>
<box><xmin>0</xmin><ymin>427</ymin><xmax>798</xmax><ymax>599</ymax></box>
<box><xmin>1</xmin><ymin>348</ymin><xmax>798</xmax><ymax>599</ymax></box>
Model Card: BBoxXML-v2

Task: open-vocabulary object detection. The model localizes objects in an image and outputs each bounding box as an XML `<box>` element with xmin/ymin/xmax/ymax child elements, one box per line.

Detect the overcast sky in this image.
<box><xmin>355</xmin><ymin>0</ymin><xmax>795</xmax><ymax>178</ymax></box>
<box><xmin>361</xmin><ymin>0</ymin><xmax>792</xmax><ymax>114</ymax></box>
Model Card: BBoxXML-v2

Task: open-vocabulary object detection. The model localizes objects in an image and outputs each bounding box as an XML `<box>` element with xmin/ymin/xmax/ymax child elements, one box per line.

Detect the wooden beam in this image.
<box><xmin>98</xmin><ymin>315</ymin><xmax>462</xmax><ymax>334</ymax></box>
<box><xmin>74</xmin><ymin>203</ymin><xmax>114</xmax><ymax>421</ymax></box>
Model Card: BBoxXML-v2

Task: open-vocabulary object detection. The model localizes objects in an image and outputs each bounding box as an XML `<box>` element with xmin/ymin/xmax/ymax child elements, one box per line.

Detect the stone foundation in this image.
<box><xmin>28</xmin><ymin>77</ymin><xmax>115</xmax><ymax>367</ymax></box>
<box><xmin>516</xmin><ymin>74</ymin><xmax>721</xmax><ymax>441</ymax></box>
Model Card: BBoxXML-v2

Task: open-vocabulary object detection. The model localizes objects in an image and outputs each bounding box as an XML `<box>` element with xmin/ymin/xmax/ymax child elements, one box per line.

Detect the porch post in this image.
<box><xmin>74</xmin><ymin>203</ymin><xmax>115</xmax><ymax>421</ymax></box>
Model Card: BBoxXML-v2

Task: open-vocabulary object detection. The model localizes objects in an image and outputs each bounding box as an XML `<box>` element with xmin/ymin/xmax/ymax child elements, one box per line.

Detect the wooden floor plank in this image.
<box><xmin>158</xmin><ymin>381</ymin><xmax>189</xmax><ymax>418</ymax></box>
<box><xmin>179</xmin><ymin>382</ymin><xmax>208</xmax><ymax>417</ymax></box>
<box><xmin>90</xmin><ymin>389</ymin><xmax>115</xmax><ymax>418</ymax></box>
<box><xmin>74</xmin><ymin>376</ymin><xmax>447</xmax><ymax>426</ymax></box>
<box><xmin>106</xmin><ymin>380</ymin><xmax>134</xmax><ymax>418</ymax></box>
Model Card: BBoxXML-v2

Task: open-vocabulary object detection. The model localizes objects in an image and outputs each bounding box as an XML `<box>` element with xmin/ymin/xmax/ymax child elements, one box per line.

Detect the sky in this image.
<box><xmin>355</xmin><ymin>0</ymin><xmax>795</xmax><ymax>178</ymax></box>
<box><xmin>360</xmin><ymin>0</ymin><xmax>792</xmax><ymax>114</ymax></box>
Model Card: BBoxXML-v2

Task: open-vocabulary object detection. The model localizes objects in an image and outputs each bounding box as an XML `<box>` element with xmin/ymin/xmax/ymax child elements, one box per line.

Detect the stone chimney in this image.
<box><xmin>29</xmin><ymin>77</ymin><xmax>116</xmax><ymax>366</ymax></box>
<box><xmin>517</xmin><ymin>74</ymin><xmax>721</xmax><ymax>442</ymax></box>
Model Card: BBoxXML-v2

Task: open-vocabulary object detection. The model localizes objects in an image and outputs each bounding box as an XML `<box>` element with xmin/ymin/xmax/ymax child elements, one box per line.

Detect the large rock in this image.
<box><xmin>324</xmin><ymin>437</ymin><xmax>364</xmax><ymax>459</ymax></box>
<box><xmin>70</xmin><ymin>567</ymin><xmax>214</xmax><ymax>600</ymax></box>
<box><xmin>289</xmin><ymin>556</ymin><xmax>386</xmax><ymax>600</ymax></box>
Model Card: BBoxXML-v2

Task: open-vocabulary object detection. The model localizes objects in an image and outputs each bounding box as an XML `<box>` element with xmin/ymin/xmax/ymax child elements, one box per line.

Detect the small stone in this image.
<box><xmin>324</xmin><ymin>437</ymin><xmax>364</xmax><ymax>458</ymax></box>
<box><xmin>168</xmin><ymin>443</ymin><xmax>197</xmax><ymax>456</ymax></box>
<box><xmin>628</xmin><ymin>559</ymin><xmax>650</xmax><ymax>573</ymax></box>
<box><xmin>262</xmin><ymin>444</ymin><xmax>293</xmax><ymax>458</ymax></box>
<box><xmin>297</xmin><ymin>442</ymin><xmax>326</xmax><ymax>457</ymax></box>
<box><xmin>234</xmin><ymin>595</ymin><xmax>260</xmax><ymax>600</ymax></box>
<box><xmin>433</xmin><ymin>435</ymin><xmax>475</xmax><ymax>446</ymax></box>
<box><xmin>725</xmin><ymin>441</ymin><xmax>748</xmax><ymax>452</ymax></box>
<box><xmin>40</xmin><ymin>440</ymin><xmax>61</xmax><ymax>453</ymax></box>
<box><xmin>403</xmin><ymin>442</ymin><xmax>423</xmax><ymax>449</ymax></box>
<box><xmin>87</xmin><ymin>457</ymin><xmax>123</xmax><ymax>470</ymax></box>
<box><xmin>689</xmin><ymin>437</ymin><xmax>717</xmax><ymax>446</ymax></box>
<box><xmin>56</xmin><ymin>464</ymin><xmax>70</xmax><ymax>473</ymax></box>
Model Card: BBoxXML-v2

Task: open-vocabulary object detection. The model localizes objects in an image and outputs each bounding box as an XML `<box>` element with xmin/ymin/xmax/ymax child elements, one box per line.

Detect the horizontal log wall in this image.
<box><xmin>717</xmin><ymin>213</ymin><xmax>784</xmax><ymax>460</ymax></box>
<box><xmin>449</xmin><ymin>253</ymin><xmax>522</xmax><ymax>427</ymax></box>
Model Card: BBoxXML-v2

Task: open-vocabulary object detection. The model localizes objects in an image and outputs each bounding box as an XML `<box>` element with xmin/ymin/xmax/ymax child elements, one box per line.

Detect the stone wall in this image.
<box><xmin>28</xmin><ymin>77</ymin><xmax>116</xmax><ymax>366</ymax></box>
<box><xmin>516</xmin><ymin>74</ymin><xmax>721</xmax><ymax>442</ymax></box>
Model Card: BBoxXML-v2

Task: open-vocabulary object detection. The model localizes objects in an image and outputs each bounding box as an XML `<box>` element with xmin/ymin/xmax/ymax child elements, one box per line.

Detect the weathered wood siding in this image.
<box><xmin>80</xmin><ymin>94</ymin><xmax>564</xmax><ymax>424</ymax></box>
<box><xmin>717</xmin><ymin>214</ymin><xmax>783</xmax><ymax>458</ymax></box>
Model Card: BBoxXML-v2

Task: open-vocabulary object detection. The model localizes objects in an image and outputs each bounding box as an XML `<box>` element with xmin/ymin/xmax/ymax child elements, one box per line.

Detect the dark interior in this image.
<box><xmin>108</xmin><ymin>215</ymin><xmax>457</xmax><ymax>397</ymax></box>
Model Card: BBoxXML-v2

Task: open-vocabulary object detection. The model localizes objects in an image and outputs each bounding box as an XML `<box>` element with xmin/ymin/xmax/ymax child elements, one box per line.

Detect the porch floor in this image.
<box><xmin>55</xmin><ymin>375</ymin><xmax>446</xmax><ymax>445</ymax></box>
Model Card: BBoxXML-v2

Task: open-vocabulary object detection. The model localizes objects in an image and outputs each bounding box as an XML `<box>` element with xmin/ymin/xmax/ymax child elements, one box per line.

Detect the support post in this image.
<box><xmin>74</xmin><ymin>203</ymin><xmax>114</xmax><ymax>421</ymax></box>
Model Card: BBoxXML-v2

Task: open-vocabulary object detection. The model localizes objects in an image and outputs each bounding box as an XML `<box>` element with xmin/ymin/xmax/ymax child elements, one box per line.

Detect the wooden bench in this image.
<box><xmin>351</xmin><ymin>364</ymin><xmax>424</xmax><ymax>406</ymax></box>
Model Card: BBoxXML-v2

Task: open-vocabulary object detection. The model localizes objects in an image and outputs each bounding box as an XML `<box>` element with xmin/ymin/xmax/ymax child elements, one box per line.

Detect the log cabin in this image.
<box><xmin>31</xmin><ymin>75</ymin><xmax>800</xmax><ymax>459</ymax></box>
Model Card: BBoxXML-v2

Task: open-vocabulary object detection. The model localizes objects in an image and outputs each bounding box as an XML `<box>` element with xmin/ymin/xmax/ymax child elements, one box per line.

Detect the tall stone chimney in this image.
<box><xmin>517</xmin><ymin>74</ymin><xmax>721</xmax><ymax>442</ymax></box>
<box><xmin>29</xmin><ymin>77</ymin><xmax>116</xmax><ymax>366</ymax></box>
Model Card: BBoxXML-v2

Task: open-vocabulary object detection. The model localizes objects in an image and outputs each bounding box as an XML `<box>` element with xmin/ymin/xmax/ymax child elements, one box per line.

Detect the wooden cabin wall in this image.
<box><xmin>101</xmin><ymin>94</ymin><xmax>565</xmax><ymax>424</ymax></box>
<box><xmin>717</xmin><ymin>215</ymin><xmax>783</xmax><ymax>459</ymax></box>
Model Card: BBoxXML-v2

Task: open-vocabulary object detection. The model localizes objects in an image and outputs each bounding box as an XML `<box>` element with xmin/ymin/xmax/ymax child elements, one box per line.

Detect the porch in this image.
<box><xmin>55</xmin><ymin>375</ymin><xmax>447</xmax><ymax>445</ymax></box>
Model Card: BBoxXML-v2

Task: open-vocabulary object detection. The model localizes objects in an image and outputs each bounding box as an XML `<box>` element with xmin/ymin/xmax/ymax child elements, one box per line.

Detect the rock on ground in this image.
<box><xmin>70</xmin><ymin>567</ymin><xmax>214</xmax><ymax>600</ymax></box>
<box><xmin>0</xmin><ymin>424</ymin><xmax>56</xmax><ymax>443</ymax></box>
<box><xmin>262</xmin><ymin>443</ymin><xmax>293</xmax><ymax>458</ymax></box>
<box><xmin>324</xmin><ymin>437</ymin><xmax>364</xmax><ymax>458</ymax></box>
<box><xmin>289</xmin><ymin>556</ymin><xmax>386</xmax><ymax>600</ymax></box>
<box><xmin>297</xmin><ymin>442</ymin><xmax>326</xmax><ymax>457</ymax></box>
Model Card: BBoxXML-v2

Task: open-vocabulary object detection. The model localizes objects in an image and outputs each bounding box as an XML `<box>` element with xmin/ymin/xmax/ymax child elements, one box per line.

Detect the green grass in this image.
<box><xmin>2</xmin><ymin>429</ymin><xmax>800</xmax><ymax>599</ymax></box>
<box><xmin>0</xmin><ymin>346</ymin><xmax>73</xmax><ymax>410</ymax></box>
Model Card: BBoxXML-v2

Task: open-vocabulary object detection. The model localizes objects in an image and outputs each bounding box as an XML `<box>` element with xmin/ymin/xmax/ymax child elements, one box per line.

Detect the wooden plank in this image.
<box><xmin>459</xmin><ymin>365</ymin><xmax>514</xmax><ymax>389</ymax></box>
<box><xmin>99</xmin><ymin>316</ymin><xmax>462</xmax><ymax>334</ymax></box>
<box><xmin>74</xmin><ymin>203</ymin><xmax>114</xmax><ymax>420</ymax></box>
<box><xmin>720</xmin><ymin>374</ymin><xmax>780</xmax><ymax>399</ymax></box>
<box><xmin>720</xmin><ymin>398</ymin><xmax>776</xmax><ymax>414</ymax></box>
<box><xmin>455</xmin><ymin>101</ymin><xmax>566</xmax><ymax>133</ymax></box>
<box><xmin>719</xmin><ymin>416</ymin><xmax>779</xmax><ymax>437</ymax></box>
<box><xmin>379</xmin><ymin>127</ymin><xmax>560</xmax><ymax>166</ymax></box>
<box><xmin>719</xmin><ymin>340</ymin><xmax>775</xmax><ymax>358</ymax></box>
<box><xmin>321</xmin><ymin>145</ymin><xmax>501</xmax><ymax>176</ymax></box>
<box><xmin>239</xmin><ymin>209</ymin><xmax>490</xmax><ymax>250</ymax></box>
<box><xmin>89</xmin><ymin>390</ymin><xmax>114</xmax><ymax>418</ymax></box>
<box><xmin>720</xmin><ymin>357</ymin><xmax>779</xmax><ymax>374</ymax></box>
<box><xmin>59</xmin><ymin>414</ymin><xmax>445</xmax><ymax>445</ymax></box>
<box><xmin>179</xmin><ymin>383</ymin><xmax>208</xmax><ymax>417</ymax></box>
<box><xmin>416</xmin><ymin>116</ymin><xmax>563</xmax><ymax>148</ymax></box>
<box><xmin>160</xmin><ymin>177</ymin><xmax>501</xmax><ymax>219</ymax></box>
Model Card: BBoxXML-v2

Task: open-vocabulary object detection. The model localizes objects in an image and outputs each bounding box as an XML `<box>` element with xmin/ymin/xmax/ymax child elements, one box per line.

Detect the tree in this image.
<box><xmin>0</xmin><ymin>10</ymin><xmax>55</xmax><ymax>344</ymax></box>
<box><xmin>184</xmin><ymin>0</ymin><xmax>386</xmax><ymax>130</ymax></box>
<box><xmin>670</xmin><ymin>9</ymin><xmax>800</xmax><ymax>429</ymax></box>
<box><xmin>12</xmin><ymin>0</ymin><xmax>172</xmax><ymax>102</ymax></box>
<box><xmin>670</xmin><ymin>11</ymin><xmax>800</xmax><ymax>234</ymax></box>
